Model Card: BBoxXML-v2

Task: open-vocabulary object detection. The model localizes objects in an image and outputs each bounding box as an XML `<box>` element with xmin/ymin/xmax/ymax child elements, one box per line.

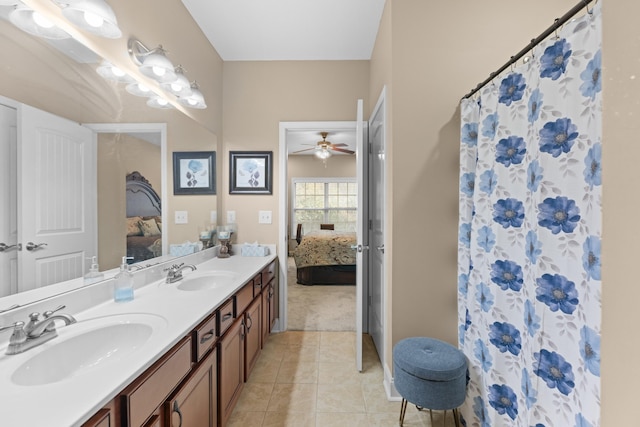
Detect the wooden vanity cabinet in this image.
<box><xmin>164</xmin><ymin>347</ymin><xmax>217</xmax><ymax>427</ymax></box>
<box><xmin>218</xmin><ymin>315</ymin><xmax>245</xmax><ymax>427</ymax></box>
<box><xmin>82</xmin><ymin>406</ymin><xmax>114</xmax><ymax>427</ymax></box>
<box><xmin>244</xmin><ymin>296</ymin><xmax>262</xmax><ymax>380</ymax></box>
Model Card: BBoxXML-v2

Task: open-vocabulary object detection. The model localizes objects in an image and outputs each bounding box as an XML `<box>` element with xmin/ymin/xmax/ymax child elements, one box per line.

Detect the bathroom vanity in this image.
<box><xmin>0</xmin><ymin>248</ymin><xmax>278</xmax><ymax>427</ymax></box>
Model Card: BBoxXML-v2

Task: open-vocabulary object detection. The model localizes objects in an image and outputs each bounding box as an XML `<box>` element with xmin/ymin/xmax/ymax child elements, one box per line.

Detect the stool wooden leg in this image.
<box><xmin>399</xmin><ymin>398</ymin><xmax>408</xmax><ymax>426</ymax></box>
<box><xmin>452</xmin><ymin>408</ymin><xmax>461</xmax><ymax>427</ymax></box>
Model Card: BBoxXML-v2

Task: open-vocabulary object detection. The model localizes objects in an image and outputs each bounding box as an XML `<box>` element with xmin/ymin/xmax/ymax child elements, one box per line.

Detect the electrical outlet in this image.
<box><xmin>227</xmin><ymin>210</ymin><xmax>236</xmax><ymax>224</ymax></box>
<box><xmin>210</xmin><ymin>210</ymin><xmax>217</xmax><ymax>224</ymax></box>
<box><xmin>258</xmin><ymin>210</ymin><xmax>272</xmax><ymax>224</ymax></box>
<box><xmin>175</xmin><ymin>210</ymin><xmax>188</xmax><ymax>224</ymax></box>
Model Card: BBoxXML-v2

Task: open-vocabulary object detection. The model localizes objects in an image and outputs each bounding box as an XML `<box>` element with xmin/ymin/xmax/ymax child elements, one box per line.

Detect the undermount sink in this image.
<box><xmin>11</xmin><ymin>313</ymin><xmax>167</xmax><ymax>386</ymax></box>
<box><xmin>176</xmin><ymin>271</ymin><xmax>238</xmax><ymax>291</ymax></box>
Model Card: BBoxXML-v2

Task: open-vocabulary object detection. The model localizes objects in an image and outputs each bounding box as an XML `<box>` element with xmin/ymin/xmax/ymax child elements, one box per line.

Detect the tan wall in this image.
<box><xmin>97</xmin><ymin>134</ymin><xmax>160</xmax><ymax>270</ymax></box>
<box><xmin>601</xmin><ymin>1</ymin><xmax>640</xmax><ymax>424</ymax></box>
<box><xmin>221</xmin><ymin>61</ymin><xmax>369</xmax><ymax>244</ymax></box>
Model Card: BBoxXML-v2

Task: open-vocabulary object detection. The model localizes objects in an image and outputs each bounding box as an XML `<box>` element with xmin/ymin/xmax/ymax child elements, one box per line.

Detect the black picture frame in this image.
<box><xmin>172</xmin><ymin>151</ymin><xmax>216</xmax><ymax>195</ymax></box>
<box><xmin>229</xmin><ymin>151</ymin><xmax>273</xmax><ymax>195</ymax></box>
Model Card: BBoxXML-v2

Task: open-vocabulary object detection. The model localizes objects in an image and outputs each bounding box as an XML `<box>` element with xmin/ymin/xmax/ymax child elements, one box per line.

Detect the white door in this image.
<box><xmin>18</xmin><ymin>105</ymin><xmax>96</xmax><ymax>292</ymax></box>
<box><xmin>355</xmin><ymin>99</ymin><xmax>369</xmax><ymax>372</ymax></box>
<box><xmin>368</xmin><ymin>89</ymin><xmax>386</xmax><ymax>360</ymax></box>
<box><xmin>0</xmin><ymin>103</ymin><xmax>18</xmax><ymax>297</ymax></box>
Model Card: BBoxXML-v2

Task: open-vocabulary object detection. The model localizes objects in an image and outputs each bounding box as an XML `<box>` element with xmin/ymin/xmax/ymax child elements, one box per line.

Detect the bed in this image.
<box><xmin>293</xmin><ymin>230</ymin><xmax>357</xmax><ymax>285</ymax></box>
<box><xmin>125</xmin><ymin>171</ymin><xmax>162</xmax><ymax>263</ymax></box>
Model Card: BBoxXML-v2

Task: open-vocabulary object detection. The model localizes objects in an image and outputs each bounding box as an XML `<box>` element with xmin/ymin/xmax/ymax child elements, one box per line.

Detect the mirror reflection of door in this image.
<box><xmin>97</xmin><ymin>133</ymin><xmax>161</xmax><ymax>270</ymax></box>
<box><xmin>0</xmin><ymin>103</ymin><xmax>17</xmax><ymax>298</ymax></box>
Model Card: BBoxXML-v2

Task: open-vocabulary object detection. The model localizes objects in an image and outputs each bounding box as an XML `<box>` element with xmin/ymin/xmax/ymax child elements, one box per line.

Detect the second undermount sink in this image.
<box><xmin>11</xmin><ymin>313</ymin><xmax>167</xmax><ymax>386</ymax></box>
<box><xmin>176</xmin><ymin>271</ymin><xmax>238</xmax><ymax>291</ymax></box>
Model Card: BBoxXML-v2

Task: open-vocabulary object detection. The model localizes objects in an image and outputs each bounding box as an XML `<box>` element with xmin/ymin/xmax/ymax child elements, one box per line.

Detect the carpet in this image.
<box><xmin>286</xmin><ymin>257</ymin><xmax>356</xmax><ymax>331</ymax></box>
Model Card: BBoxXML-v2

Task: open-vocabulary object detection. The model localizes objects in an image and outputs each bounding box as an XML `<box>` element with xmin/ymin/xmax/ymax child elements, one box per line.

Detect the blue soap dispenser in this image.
<box><xmin>84</xmin><ymin>256</ymin><xmax>105</xmax><ymax>284</ymax></box>
<box><xmin>114</xmin><ymin>256</ymin><xmax>135</xmax><ymax>302</ymax></box>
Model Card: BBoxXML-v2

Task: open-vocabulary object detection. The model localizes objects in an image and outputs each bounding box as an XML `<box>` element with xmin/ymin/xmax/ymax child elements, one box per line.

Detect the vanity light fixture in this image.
<box><xmin>160</xmin><ymin>66</ymin><xmax>192</xmax><ymax>97</ymax></box>
<box><xmin>96</xmin><ymin>59</ymin><xmax>134</xmax><ymax>83</ymax></box>
<box><xmin>128</xmin><ymin>38</ymin><xmax>177</xmax><ymax>84</ymax></box>
<box><xmin>177</xmin><ymin>82</ymin><xmax>206</xmax><ymax>109</ymax></box>
<box><xmin>9</xmin><ymin>4</ymin><xmax>70</xmax><ymax>39</ymax></box>
<box><xmin>57</xmin><ymin>0</ymin><xmax>122</xmax><ymax>39</ymax></box>
<box><xmin>146</xmin><ymin>96</ymin><xmax>174</xmax><ymax>109</ymax></box>
<box><xmin>125</xmin><ymin>81</ymin><xmax>153</xmax><ymax>97</ymax></box>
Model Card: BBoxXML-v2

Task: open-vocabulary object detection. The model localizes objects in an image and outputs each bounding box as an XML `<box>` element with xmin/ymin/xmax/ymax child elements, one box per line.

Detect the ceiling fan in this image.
<box><xmin>292</xmin><ymin>132</ymin><xmax>355</xmax><ymax>158</ymax></box>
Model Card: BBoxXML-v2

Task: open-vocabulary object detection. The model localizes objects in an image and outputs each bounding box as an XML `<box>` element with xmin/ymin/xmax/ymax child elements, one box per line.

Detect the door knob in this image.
<box><xmin>25</xmin><ymin>242</ymin><xmax>48</xmax><ymax>251</ymax></box>
<box><xmin>0</xmin><ymin>243</ymin><xmax>18</xmax><ymax>252</ymax></box>
<box><xmin>350</xmin><ymin>244</ymin><xmax>369</xmax><ymax>253</ymax></box>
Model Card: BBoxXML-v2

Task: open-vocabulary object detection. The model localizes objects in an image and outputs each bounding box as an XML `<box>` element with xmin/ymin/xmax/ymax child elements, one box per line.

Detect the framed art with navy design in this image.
<box><xmin>172</xmin><ymin>151</ymin><xmax>216</xmax><ymax>195</ymax></box>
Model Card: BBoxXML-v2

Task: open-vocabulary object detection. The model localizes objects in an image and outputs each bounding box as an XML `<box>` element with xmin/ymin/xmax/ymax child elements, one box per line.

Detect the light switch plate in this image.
<box><xmin>227</xmin><ymin>210</ymin><xmax>236</xmax><ymax>224</ymax></box>
<box><xmin>258</xmin><ymin>210</ymin><xmax>272</xmax><ymax>224</ymax></box>
<box><xmin>175</xmin><ymin>210</ymin><xmax>188</xmax><ymax>224</ymax></box>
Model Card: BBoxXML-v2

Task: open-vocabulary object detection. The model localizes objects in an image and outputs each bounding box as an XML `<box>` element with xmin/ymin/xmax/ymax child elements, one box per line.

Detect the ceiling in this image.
<box><xmin>180</xmin><ymin>0</ymin><xmax>384</xmax><ymax>155</ymax></box>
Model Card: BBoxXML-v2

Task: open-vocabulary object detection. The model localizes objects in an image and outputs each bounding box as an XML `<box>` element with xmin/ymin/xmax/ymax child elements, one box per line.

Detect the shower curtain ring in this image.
<box><xmin>582</xmin><ymin>0</ymin><xmax>593</xmax><ymax>15</ymax></box>
<box><xmin>553</xmin><ymin>18</ymin><xmax>561</xmax><ymax>39</ymax></box>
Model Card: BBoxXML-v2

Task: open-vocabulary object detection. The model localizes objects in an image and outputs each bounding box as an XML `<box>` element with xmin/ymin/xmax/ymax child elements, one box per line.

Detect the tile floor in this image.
<box><xmin>227</xmin><ymin>331</ymin><xmax>457</xmax><ymax>427</ymax></box>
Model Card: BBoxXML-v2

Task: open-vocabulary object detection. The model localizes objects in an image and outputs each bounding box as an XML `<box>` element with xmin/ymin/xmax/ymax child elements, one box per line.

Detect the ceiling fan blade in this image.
<box><xmin>331</xmin><ymin>147</ymin><xmax>355</xmax><ymax>154</ymax></box>
<box><xmin>292</xmin><ymin>147</ymin><xmax>315</xmax><ymax>154</ymax></box>
<box><xmin>330</xmin><ymin>143</ymin><xmax>348</xmax><ymax>147</ymax></box>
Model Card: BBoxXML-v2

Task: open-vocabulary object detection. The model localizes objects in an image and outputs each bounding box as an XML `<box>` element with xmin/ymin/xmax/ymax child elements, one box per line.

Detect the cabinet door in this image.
<box><xmin>165</xmin><ymin>348</ymin><xmax>217</xmax><ymax>427</ymax></box>
<box><xmin>244</xmin><ymin>297</ymin><xmax>262</xmax><ymax>380</ymax></box>
<box><xmin>218</xmin><ymin>316</ymin><xmax>245</xmax><ymax>427</ymax></box>
<box><xmin>261</xmin><ymin>287</ymin><xmax>269</xmax><ymax>348</ymax></box>
<box><xmin>81</xmin><ymin>408</ymin><xmax>112</xmax><ymax>427</ymax></box>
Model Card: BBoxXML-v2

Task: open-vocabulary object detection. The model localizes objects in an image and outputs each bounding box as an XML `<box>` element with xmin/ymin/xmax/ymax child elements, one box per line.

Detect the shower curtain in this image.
<box><xmin>458</xmin><ymin>4</ymin><xmax>601</xmax><ymax>426</ymax></box>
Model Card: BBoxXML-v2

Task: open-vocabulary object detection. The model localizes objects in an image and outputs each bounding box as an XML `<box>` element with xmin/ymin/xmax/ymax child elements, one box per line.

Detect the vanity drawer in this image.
<box><xmin>193</xmin><ymin>312</ymin><xmax>217</xmax><ymax>362</ymax></box>
<box><xmin>121</xmin><ymin>337</ymin><xmax>192</xmax><ymax>427</ymax></box>
<box><xmin>218</xmin><ymin>298</ymin><xmax>235</xmax><ymax>336</ymax></box>
<box><xmin>235</xmin><ymin>281</ymin><xmax>254</xmax><ymax>315</ymax></box>
<box><xmin>262</xmin><ymin>261</ymin><xmax>276</xmax><ymax>285</ymax></box>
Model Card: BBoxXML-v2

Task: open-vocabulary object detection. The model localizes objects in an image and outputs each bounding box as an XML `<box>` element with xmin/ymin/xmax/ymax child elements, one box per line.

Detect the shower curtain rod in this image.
<box><xmin>462</xmin><ymin>0</ymin><xmax>594</xmax><ymax>99</ymax></box>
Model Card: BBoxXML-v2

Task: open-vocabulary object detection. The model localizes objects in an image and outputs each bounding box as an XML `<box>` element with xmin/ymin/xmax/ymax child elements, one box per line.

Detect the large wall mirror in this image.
<box><xmin>0</xmin><ymin>7</ymin><xmax>217</xmax><ymax>311</ymax></box>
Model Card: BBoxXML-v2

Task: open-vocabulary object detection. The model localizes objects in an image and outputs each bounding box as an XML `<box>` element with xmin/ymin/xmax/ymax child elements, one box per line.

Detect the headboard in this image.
<box><xmin>126</xmin><ymin>171</ymin><xmax>161</xmax><ymax>217</ymax></box>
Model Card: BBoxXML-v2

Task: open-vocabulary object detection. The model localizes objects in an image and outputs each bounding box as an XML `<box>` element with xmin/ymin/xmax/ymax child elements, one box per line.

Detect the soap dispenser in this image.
<box><xmin>84</xmin><ymin>256</ymin><xmax>105</xmax><ymax>284</ymax></box>
<box><xmin>114</xmin><ymin>256</ymin><xmax>135</xmax><ymax>302</ymax></box>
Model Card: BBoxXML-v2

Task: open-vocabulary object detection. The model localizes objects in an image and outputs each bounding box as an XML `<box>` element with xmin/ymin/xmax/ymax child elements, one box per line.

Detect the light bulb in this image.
<box><xmin>83</xmin><ymin>11</ymin><xmax>104</xmax><ymax>28</ymax></box>
<box><xmin>170</xmin><ymin>82</ymin><xmax>182</xmax><ymax>92</ymax></box>
<box><xmin>137</xmin><ymin>84</ymin><xmax>150</xmax><ymax>93</ymax></box>
<box><xmin>187</xmin><ymin>98</ymin><xmax>197</xmax><ymax>106</ymax></box>
<box><xmin>152</xmin><ymin>66</ymin><xmax>166</xmax><ymax>77</ymax></box>
<box><xmin>33</xmin><ymin>11</ymin><xmax>54</xmax><ymax>28</ymax></box>
<box><xmin>111</xmin><ymin>66</ymin><xmax>125</xmax><ymax>77</ymax></box>
<box><xmin>157</xmin><ymin>98</ymin><xmax>168</xmax><ymax>106</ymax></box>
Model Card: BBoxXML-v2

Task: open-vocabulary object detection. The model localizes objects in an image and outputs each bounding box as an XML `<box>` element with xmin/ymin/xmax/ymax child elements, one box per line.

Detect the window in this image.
<box><xmin>292</xmin><ymin>178</ymin><xmax>357</xmax><ymax>234</ymax></box>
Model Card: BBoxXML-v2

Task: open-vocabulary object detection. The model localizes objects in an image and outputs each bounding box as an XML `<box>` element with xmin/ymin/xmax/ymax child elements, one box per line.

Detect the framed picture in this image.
<box><xmin>172</xmin><ymin>151</ymin><xmax>216</xmax><ymax>195</ymax></box>
<box><xmin>229</xmin><ymin>151</ymin><xmax>273</xmax><ymax>194</ymax></box>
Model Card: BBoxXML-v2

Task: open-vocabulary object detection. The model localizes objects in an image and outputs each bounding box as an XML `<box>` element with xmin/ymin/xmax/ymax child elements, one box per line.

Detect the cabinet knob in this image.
<box><xmin>172</xmin><ymin>400</ymin><xmax>183</xmax><ymax>427</ymax></box>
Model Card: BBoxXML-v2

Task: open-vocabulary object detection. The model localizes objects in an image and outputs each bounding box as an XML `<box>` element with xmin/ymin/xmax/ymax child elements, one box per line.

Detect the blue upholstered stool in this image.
<box><xmin>393</xmin><ymin>337</ymin><xmax>467</xmax><ymax>427</ymax></box>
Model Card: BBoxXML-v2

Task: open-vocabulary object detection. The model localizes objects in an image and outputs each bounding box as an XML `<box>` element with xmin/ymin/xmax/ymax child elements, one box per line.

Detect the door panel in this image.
<box><xmin>355</xmin><ymin>99</ymin><xmax>368</xmax><ymax>372</ymax></box>
<box><xmin>368</xmin><ymin>90</ymin><xmax>386</xmax><ymax>361</ymax></box>
<box><xmin>19</xmin><ymin>104</ymin><xmax>95</xmax><ymax>291</ymax></box>
<box><xmin>0</xmin><ymin>103</ymin><xmax>17</xmax><ymax>298</ymax></box>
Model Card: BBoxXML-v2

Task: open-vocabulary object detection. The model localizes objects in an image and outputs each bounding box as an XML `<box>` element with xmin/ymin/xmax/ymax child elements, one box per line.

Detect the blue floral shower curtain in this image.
<box><xmin>457</xmin><ymin>4</ymin><xmax>601</xmax><ymax>426</ymax></box>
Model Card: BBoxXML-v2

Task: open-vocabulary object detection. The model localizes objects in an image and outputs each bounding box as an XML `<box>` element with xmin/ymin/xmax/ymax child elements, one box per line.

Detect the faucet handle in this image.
<box><xmin>0</xmin><ymin>321</ymin><xmax>27</xmax><ymax>345</ymax></box>
<box><xmin>43</xmin><ymin>305</ymin><xmax>66</xmax><ymax>318</ymax></box>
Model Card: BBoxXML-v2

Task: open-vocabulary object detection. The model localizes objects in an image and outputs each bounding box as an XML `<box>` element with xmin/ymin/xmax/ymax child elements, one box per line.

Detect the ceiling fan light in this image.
<box><xmin>60</xmin><ymin>0</ymin><xmax>122</xmax><ymax>39</ymax></box>
<box><xmin>315</xmin><ymin>148</ymin><xmax>332</xmax><ymax>160</ymax></box>
<box><xmin>9</xmin><ymin>5</ymin><xmax>71</xmax><ymax>39</ymax></box>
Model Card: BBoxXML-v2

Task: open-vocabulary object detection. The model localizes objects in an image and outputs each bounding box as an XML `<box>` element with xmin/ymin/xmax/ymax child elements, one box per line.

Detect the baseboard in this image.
<box><xmin>384</xmin><ymin>362</ymin><xmax>402</xmax><ymax>401</ymax></box>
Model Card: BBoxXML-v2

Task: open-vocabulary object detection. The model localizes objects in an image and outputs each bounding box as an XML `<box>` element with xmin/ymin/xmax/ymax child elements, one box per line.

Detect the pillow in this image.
<box><xmin>139</xmin><ymin>218</ymin><xmax>161</xmax><ymax>237</ymax></box>
<box><xmin>126</xmin><ymin>216</ymin><xmax>143</xmax><ymax>236</ymax></box>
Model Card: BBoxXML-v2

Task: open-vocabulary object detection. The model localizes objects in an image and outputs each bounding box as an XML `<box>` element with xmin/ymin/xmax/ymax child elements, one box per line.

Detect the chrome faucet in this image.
<box><xmin>164</xmin><ymin>263</ymin><xmax>197</xmax><ymax>283</ymax></box>
<box><xmin>0</xmin><ymin>305</ymin><xmax>77</xmax><ymax>355</ymax></box>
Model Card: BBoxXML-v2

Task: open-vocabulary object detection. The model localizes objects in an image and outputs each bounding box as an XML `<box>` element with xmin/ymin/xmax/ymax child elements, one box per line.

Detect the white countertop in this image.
<box><xmin>0</xmin><ymin>249</ymin><xmax>277</xmax><ymax>427</ymax></box>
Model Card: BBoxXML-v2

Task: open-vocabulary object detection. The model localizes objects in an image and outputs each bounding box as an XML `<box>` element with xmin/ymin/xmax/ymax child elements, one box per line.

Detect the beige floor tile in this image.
<box><xmin>263</xmin><ymin>410</ymin><xmax>316</xmax><ymax>427</ymax></box>
<box><xmin>318</xmin><ymin>361</ymin><xmax>362</xmax><ymax>384</ymax></box>
<box><xmin>318</xmin><ymin>341</ymin><xmax>356</xmax><ymax>363</ymax></box>
<box><xmin>362</xmin><ymin>383</ymin><xmax>400</xmax><ymax>413</ymax></box>
<box><xmin>281</xmin><ymin>344</ymin><xmax>320</xmax><ymax>362</ymax></box>
<box><xmin>368</xmin><ymin>409</ymin><xmax>431</xmax><ymax>427</ymax></box>
<box><xmin>276</xmin><ymin>361</ymin><xmax>319</xmax><ymax>383</ymax></box>
<box><xmin>226</xmin><ymin>410</ymin><xmax>265</xmax><ymax>427</ymax></box>
<box><xmin>316</xmin><ymin>383</ymin><xmax>366</xmax><ymax>413</ymax></box>
<box><xmin>315</xmin><ymin>412</ymin><xmax>369</xmax><ymax>427</ymax></box>
<box><xmin>320</xmin><ymin>331</ymin><xmax>356</xmax><ymax>348</ymax></box>
<box><xmin>260</xmin><ymin>341</ymin><xmax>287</xmax><ymax>362</ymax></box>
<box><xmin>233</xmin><ymin>382</ymin><xmax>274</xmax><ymax>412</ymax></box>
<box><xmin>279</xmin><ymin>330</ymin><xmax>321</xmax><ymax>346</ymax></box>
<box><xmin>248</xmin><ymin>357</ymin><xmax>282</xmax><ymax>383</ymax></box>
<box><xmin>267</xmin><ymin>383</ymin><xmax>317</xmax><ymax>413</ymax></box>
